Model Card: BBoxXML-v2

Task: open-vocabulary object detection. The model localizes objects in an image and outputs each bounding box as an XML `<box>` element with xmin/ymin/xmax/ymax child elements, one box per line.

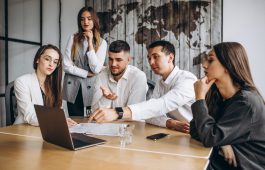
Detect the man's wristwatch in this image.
<box><xmin>115</xmin><ymin>107</ymin><xmax>124</xmax><ymax>119</ymax></box>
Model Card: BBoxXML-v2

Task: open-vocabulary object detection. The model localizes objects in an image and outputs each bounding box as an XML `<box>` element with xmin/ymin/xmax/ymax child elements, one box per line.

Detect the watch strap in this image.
<box><xmin>115</xmin><ymin>107</ymin><xmax>124</xmax><ymax>119</ymax></box>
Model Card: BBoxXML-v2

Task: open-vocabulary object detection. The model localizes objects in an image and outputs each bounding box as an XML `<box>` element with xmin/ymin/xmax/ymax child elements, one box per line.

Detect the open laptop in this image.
<box><xmin>34</xmin><ymin>105</ymin><xmax>106</xmax><ymax>150</ymax></box>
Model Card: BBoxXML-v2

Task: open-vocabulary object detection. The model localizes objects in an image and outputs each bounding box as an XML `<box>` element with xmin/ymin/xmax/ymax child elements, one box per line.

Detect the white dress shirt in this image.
<box><xmin>91</xmin><ymin>65</ymin><xmax>148</xmax><ymax>112</ymax></box>
<box><xmin>14</xmin><ymin>73</ymin><xmax>43</xmax><ymax>126</ymax></box>
<box><xmin>63</xmin><ymin>34</ymin><xmax>107</xmax><ymax>77</ymax></box>
<box><xmin>129</xmin><ymin>66</ymin><xmax>197</xmax><ymax>127</ymax></box>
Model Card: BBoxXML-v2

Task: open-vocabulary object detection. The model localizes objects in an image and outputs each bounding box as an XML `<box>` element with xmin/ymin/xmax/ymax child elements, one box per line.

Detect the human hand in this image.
<box><xmin>88</xmin><ymin>108</ymin><xmax>118</xmax><ymax>123</ymax></box>
<box><xmin>66</xmin><ymin>118</ymin><xmax>78</xmax><ymax>127</ymax></box>
<box><xmin>87</xmin><ymin>71</ymin><xmax>95</xmax><ymax>77</ymax></box>
<box><xmin>220</xmin><ymin>145</ymin><xmax>237</xmax><ymax>167</ymax></box>
<box><xmin>194</xmin><ymin>76</ymin><xmax>216</xmax><ymax>100</ymax></box>
<box><xmin>100</xmin><ymin>86</ymin><xmax>118</xmax><ymax>100</ymax></box>
<box><xmin>166</xmin><ymin>119</ymin><xmax>190</xmax><ymax>133</ymax></box>
<box><xmin>83</xmin><ymin>30</ymin><xmax>93</xmax><ymax>42</ymax></box>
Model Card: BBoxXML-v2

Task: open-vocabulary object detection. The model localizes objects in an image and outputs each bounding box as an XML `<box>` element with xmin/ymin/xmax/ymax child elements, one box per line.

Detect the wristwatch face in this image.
<box><xmin>115</xmin><ymin>107</ymin><xmax>123</xmax><ymax>119</ymax></box>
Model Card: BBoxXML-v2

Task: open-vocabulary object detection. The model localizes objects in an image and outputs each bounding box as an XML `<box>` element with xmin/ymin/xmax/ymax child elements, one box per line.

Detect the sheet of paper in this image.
<box><xmin>69</xmin><ymin>123</ymin><xmax>128</xmax><ymax>136</ymax></box>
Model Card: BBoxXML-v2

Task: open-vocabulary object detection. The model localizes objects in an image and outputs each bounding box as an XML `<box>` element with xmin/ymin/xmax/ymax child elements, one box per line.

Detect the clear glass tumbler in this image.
<box><xmin>119</xmin><ymin>124</ymin><xmax>135</xmax><ymax>148</ymax></box>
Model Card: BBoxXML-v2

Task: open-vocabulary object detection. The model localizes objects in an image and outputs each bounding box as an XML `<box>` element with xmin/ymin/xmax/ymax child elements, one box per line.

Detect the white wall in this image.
<box><xmin>223</xmin><ymin>0</ymin><xmax>265</xmax><ymax>97</ymax></box>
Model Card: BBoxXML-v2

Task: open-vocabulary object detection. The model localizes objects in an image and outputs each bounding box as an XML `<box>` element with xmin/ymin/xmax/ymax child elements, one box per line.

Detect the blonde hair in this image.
<box><xmin>71</xmin><ymin>6</ymin><xmax>101</xmax><ymax>61</ymax></box>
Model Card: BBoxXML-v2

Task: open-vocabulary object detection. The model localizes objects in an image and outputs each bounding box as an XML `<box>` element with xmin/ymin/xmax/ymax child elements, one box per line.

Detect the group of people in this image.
<box><xmin>12</xmin><ymin>6</ymin><xmax>265</xmax><ymax>170</ymax></box>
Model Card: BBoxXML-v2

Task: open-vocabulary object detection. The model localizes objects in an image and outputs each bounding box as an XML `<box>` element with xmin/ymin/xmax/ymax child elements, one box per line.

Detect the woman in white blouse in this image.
<box><xmin>63</xmin><ymin>6</ymin><xmax>107</xmax><ymax>116</ymax></box>
<box><xmin>14</xmin><ymin>44</ymin><xmax>76</xmax><ymax>126</ymax></box>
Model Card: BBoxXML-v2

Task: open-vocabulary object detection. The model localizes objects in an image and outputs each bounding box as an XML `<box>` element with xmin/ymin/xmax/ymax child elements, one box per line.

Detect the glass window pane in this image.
<box><xmin>8</xmin><ymin>0</ymin><xmax>40</xmax><ymax>42</ymax></box>
<box><xmin>0</xmin><ymin>40</ymin><xmax>5</xmax><ymax>94</ymax></box>
<box><xmin>8</xmin><ymin>42</ymin><xmax>39</xmax><ymax>82</ymax></box>
<box><xmin>0</xmin><ymin>0</ymin><xmax>4</xmax><ymax>37</ymax></box>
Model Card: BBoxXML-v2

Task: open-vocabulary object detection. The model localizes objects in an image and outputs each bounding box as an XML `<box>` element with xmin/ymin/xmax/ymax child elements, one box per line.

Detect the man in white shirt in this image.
<box><xmin>91</xmin><ymin>40</ymin><xmax>147</xmax><ymax>114</ymax></box>
<box><xmin>90</xmin><ymin>40</ymin><xmax>197</xmax><ymax>133</ymax></box>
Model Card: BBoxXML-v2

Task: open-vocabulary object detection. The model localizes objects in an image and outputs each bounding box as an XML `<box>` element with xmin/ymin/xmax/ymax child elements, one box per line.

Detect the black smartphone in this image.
<box><xmin>146</xmin><ymin>133</ymin><xmax>169</xmax><ymax>140</ymax></box>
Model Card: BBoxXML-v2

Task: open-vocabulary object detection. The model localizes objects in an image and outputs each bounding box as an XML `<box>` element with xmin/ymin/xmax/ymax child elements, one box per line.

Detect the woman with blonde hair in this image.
<box><xmin>63</xmin><ymin>6</ymin><xmax>107</xmax><ymax>116</ymax></box>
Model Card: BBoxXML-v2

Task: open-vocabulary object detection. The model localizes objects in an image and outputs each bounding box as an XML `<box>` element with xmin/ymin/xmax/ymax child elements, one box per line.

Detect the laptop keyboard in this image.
<box><xmin>71</xmin><ymin>133</ymin><xmax>106</xmax><ymax>148</ymax></box>
<box><xmin>72</xmin><ymin>138</ymin><xmax>91</xmax><ymax>148</ymax></box>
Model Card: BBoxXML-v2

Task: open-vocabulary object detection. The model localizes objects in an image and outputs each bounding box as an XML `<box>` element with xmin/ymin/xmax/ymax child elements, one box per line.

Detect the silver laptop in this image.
<box><xmin>34</xmin><ymin>105</ymin><xmax>106</xmax><ymax>150</ymax></box>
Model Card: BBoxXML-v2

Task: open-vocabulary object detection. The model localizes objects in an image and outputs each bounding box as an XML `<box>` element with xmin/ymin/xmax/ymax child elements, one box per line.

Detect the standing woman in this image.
<box><xmin>190</xmin><ymin>42</ymin><xmax>265</xmax><ymax>169</ymax></box>
<box><xmin>14</xmin><ymin>44</ymin><xmax>76</xmax><ymax>126</ymax></box>
<box><xmin>63</xmin><ymin>6</ymin><xmax>107</xmax><ymax>116</ymax></box>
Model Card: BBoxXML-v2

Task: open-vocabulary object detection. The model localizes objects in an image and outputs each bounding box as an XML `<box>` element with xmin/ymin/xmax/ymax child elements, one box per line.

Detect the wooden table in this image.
<box><xmin>0</xmin><ymin>121</ymin><xmax>211</xmax><ymax>170</ymax></box>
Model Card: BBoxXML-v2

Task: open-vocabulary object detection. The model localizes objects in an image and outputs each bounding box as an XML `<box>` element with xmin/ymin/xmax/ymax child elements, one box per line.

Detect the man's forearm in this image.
<box><xmin>122</xmin><ymin>107</ymin><xmax>133</xmax><ymax>120</ymax></box>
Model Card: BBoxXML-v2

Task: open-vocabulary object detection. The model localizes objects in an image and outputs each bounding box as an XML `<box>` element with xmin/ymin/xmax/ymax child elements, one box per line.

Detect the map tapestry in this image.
<box><xmin>86</xmin><ymin>0</ymin><xmax>222</xmax><ymax>81</ymax></box>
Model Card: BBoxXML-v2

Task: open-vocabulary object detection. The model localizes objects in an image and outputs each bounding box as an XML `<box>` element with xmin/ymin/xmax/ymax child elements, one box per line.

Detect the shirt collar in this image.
<box><xmin>160</xmin><ymin>66</ymin><xmax>179</xmax><ymax>85</ymax></box>
<box><xmin>108</xmin><ymin>66</ymin><xmax>130</xmax><ymax>83</ymax></box>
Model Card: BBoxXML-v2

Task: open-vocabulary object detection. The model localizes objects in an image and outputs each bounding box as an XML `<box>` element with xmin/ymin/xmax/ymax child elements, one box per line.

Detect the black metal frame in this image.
<box><xmin>0</xmin><ymin>0</ymin><xmax>43</xmax><ymax>98</ymax></box>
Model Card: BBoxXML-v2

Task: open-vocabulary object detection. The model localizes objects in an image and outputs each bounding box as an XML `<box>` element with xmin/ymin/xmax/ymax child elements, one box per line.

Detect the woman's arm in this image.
<box><xmin>63</xmin><ymin>35</ymin><xmax>89</xmax><ymax>78</ymax></box>
<box><xmin>86</xmin><ymin>39</ymin><xmax>107</xmax><ymax>74</ymax></box>
<box><xmin>14</xmin><ymin>77</ymin><xmax>39</xmax><ymax>126</ymax></box>
<box><xmin>191</xmin><ymin>99</ymin><xmax>252</xmax><ymax>147</ymax></box>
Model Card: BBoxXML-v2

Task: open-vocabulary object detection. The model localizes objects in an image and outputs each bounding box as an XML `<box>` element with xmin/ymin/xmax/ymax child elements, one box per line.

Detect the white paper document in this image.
<box><xmin>69</xmin><ymin>123</ymin><xmax>128</xmax><ymax>136</ymax></box>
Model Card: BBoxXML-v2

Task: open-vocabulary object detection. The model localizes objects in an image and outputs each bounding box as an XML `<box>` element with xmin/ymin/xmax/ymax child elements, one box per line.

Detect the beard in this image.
<box><xmin>110</xmin><ymin>67</ymin><xmax>126</xmax><ymax>77</ymax></box>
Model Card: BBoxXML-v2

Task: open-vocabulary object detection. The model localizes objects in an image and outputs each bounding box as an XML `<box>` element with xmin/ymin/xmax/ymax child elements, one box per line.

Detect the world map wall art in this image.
<box><xmin>86</xmin><ymin>0</ymin><xmax>222</xmax><ymax>81</ymax></box>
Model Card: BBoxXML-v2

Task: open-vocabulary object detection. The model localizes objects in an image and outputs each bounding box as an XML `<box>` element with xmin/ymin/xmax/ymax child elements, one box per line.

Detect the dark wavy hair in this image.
<box><xmin>33</xmin><ymin>44</ymin><xmax>63</xmax><ymax>108</ymax></box>
<box><xmin>206</xmin><ymin>42</ymin><xmax>264</xmax><ymax>114</ymax></box>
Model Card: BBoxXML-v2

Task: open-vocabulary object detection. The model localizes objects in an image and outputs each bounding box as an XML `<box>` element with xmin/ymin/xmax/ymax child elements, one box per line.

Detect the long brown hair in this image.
<box><xmin>33</xmin><ymin>44</ymin><xmax>63</xmax><ymax>108</ymax></box>
<box><xmin>71</xmin><ymin>6</ymin><xmax>101</xmax><ymax>61</ymax></box>
<box><xmin>206</xmin><ymin>42</ymin><xmax>264</xmax><ymax>114</ymax></box>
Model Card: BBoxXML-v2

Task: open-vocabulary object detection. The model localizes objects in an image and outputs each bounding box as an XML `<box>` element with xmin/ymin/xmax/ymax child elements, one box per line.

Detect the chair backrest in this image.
<box><xmin>5</xmin><ymin>81</ymin><xmax>17</xmax><ymax>126</ymax></box>
<box><xmin>146</xmin><ymin>79</ymin><xmax>155</xmax><ymax>100</ymax></box>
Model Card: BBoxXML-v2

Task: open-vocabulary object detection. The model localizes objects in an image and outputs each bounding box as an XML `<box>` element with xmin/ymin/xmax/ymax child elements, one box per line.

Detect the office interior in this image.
<box><xmin>0</xmin><ymin>0</ymin><xmax>264</xmax><ymax>127</ymax></box>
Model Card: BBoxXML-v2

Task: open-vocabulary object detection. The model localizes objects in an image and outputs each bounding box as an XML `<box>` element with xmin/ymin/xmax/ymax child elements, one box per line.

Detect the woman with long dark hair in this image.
<box><xmin>63</xmin><ymin>6</ymin><xmax>107</xmax><ymax>116</ymax></box>
<box><xmin>190</xmin><ymin>42</ymin><xmax>265</xmax><ymax>169</ymax></box>
<box><xmin>14</xmin><ymin>44</ymin><xmax>76</xmax><ymax>126</ymax></box>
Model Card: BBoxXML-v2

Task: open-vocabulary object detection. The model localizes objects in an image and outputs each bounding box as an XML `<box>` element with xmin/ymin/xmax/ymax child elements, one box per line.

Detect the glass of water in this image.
<box><xmin>119</xmin><ymin>124</ymin><xmax>134</xmax><ymax>148</ymax></box>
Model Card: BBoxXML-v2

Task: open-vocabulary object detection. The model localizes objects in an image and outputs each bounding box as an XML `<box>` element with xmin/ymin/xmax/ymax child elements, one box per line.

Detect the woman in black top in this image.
<box><xmin>190</xmin><ymin>42</ymin><xmax>265</xmax><ymax>170</ymax></box>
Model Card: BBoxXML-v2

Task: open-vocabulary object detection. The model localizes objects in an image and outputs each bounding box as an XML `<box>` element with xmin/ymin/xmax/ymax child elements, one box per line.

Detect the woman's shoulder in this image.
<box><xmin>236</xmin><ymin>89</ymin><xmax>264</xmax><ymax>108</ymax></box>
<box><xmin>67</xmin><ymin>33</ymin><xmax>78</xmax><ymax>41</ymax></box>
<box><xmin>99</xmin><ymin>38</ymin><xmax>107</xmax><ymax>46</ymax></box>
<box><xmin>15</xmin><ymin>73</ymin><xmax>36</xmax><ymax>84</ymax></box>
